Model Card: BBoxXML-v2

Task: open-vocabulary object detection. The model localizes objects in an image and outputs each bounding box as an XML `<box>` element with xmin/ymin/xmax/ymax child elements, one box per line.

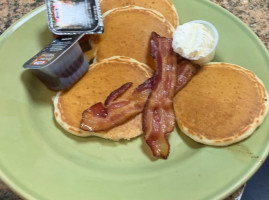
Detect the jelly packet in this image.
<box><xmin>23</xmin><ymin>0</ymin><xmax>103</xmax><ymax>91</ymax></box>
<box><xmin>23</xmin><ymin>34</ymin><xmax>89</xmax><ymax>91</ymax></box>
<box><xmin>46</xmin><ymin>0</ymin><xmax>103</xmax><ymax>35</ymax></box>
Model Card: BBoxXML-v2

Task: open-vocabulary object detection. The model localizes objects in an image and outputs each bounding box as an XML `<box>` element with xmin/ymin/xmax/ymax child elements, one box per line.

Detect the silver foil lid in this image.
<box><xmin>46</xmin><ymin>0</ymin><xmax>104</xmax><ymax>35</ymax></box>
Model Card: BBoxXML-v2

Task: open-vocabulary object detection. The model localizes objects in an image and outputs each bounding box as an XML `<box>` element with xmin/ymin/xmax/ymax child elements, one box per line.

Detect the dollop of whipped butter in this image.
<box><xmin>172</xmin><ymin>21</ymin><xmax>217</xmax><ymax>64</ymax></box>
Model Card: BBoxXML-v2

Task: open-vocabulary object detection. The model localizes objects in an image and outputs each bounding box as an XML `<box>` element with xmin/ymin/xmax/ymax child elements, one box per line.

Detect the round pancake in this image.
<box><xmin>92</xmin><ymin>6</ymin><xmax>175</xmax><ymax>69</ymax></box>
<box><xmin>53</xmin><ymin>56</ymin><xmax>153</xmax><ymax>141</ymax></box>
<box><xmin>173</xmin><ymin>62</ymin><xmax>269</xmax><ymax>146</ymax></box>
<box><xmin>99</xmin><ymin>0</ymin><xmax>179</xmax><ymax>28</ymax></box>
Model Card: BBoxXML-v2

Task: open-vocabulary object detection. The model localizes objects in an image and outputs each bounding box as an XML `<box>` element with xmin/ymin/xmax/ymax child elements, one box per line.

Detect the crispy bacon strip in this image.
<box><xmin>143</xmin><ymin>36</ymin><xmax>200</xmax><ymax>159</ymax></box>
<box><xmin>104</xmin><ymin>82</ymin><xmax>132</xmax><ymax>106</ymax></box>
<box><xmin>80</xmin><ymin>79</ymin><xmax>152</xmax><ymax>132</ymax></box>
<box><xmin>143</xmin><ymin>32</ymin><xmax>178</xmax><ymax>159</ymax></box>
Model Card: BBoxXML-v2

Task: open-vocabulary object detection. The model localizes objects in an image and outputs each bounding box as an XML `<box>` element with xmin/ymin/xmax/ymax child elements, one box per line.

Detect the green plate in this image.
<box><xmin>0</xmin><ymin>1</ymin><xmax>269</xmax><ymax>200</ymax></box>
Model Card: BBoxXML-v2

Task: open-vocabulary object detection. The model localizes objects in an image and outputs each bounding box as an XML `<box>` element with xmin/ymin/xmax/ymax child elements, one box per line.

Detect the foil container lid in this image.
<box><xmin>46</xmin><ymin>0</ymin><xmax>104</xmax><ymax>35</ymax></box>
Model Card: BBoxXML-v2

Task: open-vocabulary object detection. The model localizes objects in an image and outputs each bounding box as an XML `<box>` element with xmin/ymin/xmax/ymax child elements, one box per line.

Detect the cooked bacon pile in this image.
<box><xmin>80</xmin><ymin>32</ymin><xmax>200</xmax><ymax>159</ymax></box>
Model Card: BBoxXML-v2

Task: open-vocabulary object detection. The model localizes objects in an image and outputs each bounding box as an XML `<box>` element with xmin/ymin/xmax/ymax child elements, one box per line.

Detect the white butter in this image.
<box><xmin>172</xmin><ymin>21</ymin><xmax>218</xmax><ymax>64</ymax></box>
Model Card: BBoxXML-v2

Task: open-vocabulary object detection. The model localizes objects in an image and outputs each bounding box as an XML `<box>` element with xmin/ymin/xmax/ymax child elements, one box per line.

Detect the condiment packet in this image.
<box><xmin>23</xmin><ymin>34</ymin><xmax>89</xmax><ymax>91</ymax></box>
<box><xmin>45</xmin><ymin>0</ymin><xmax>103</xmax><ymax>35</ymax></box>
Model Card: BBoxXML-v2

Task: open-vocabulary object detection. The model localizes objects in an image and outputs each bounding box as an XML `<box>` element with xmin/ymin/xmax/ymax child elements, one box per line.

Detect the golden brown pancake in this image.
<box><xmin>173</xmin><ymin>62</ymin><xmax>269</xmax><ymax>146</ymax></box>
<box><xmin>92</xmin><ymin>6</ymin><xmax>175</xmax><ymax>69</ymax></box>
<box><xmin>53</xmin><ymin>56</ymin><xmax>153</xmax><ymax>140</ymax></box>
<box><xmin>99</xmin><ymin>0</ymin><xmax>179</xmax><ymax>28</ymax></box>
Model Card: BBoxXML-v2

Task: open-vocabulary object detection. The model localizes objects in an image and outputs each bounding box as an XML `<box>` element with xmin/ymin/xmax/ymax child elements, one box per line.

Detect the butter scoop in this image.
<box><xmin>172</xmin><ymin>20</ymin><xmax>219</xmax><ymax>65</ymax></box>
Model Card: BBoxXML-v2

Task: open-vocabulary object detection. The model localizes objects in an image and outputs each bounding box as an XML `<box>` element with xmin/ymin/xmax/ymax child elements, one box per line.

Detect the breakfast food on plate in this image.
<box><xmin>80</xmin><ymin>34</ymin><xmax>162</xmax><ymax>133</ymax></box>
<box><xmin>80</xmin><ymin>33</ymin><xmax>200</xmax><ymax>158</ymax></box>
<box><xmin>172</xmin><ymin>20</ymin><xmax>219</xmax><ymax>65</ymax></box>
<box><xmin>53</xmin><ymin>56</ymin><xmax>153</xmax><ymax>140</ymax></box>
<box><xmin>49</xmin><ymin>0</ymin><xmax>268</xmax><ymax>159</ymax></box>
<box><xmin>173</xmin><ymin>62</ymin><xmax>269</xmax><ymax>146</ymax></box>
<box><xmin>143</xmin><ymin>32</ymin><xmax>180</xmax><ymax>159</ymax></box>
<box><xmin>80</xmin><ymin>77</ymin><xmax>154</xmax><ymax>132</ymax></box>
<box><xmin>143</xmin><ymin>33</ymin><xmax>199</xmax><ymax>159</ymax></box>
<box><xmin>91</xmin><ymin>6</ymin><xmax>175</xmax><ymax>69</ymax></box>
<box><xmin>99</xmin><ymin>0</ymin><xmax>179</xmax><ymax>28</ymax></box>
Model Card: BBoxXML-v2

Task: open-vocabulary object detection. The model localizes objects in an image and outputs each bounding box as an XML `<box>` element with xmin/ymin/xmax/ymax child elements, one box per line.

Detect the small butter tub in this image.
<box><xmin>23</xmin><ymin>34</ymin><xmax>89</xmax><ymax>91</ymax></box>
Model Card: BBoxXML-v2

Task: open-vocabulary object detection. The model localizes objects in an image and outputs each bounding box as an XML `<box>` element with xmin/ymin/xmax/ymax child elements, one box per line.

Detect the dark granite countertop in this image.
<box><xmin>0</xmin><ymin>0</ymin><xmax>268</xmax><ymax>199</ymax></box>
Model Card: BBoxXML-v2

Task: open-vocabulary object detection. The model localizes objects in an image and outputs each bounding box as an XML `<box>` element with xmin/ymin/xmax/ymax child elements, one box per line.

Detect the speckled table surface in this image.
<box><xmin>0</xmin><ymin>0</ymin><xmax>268</xmax><ymax>199</ymax></box>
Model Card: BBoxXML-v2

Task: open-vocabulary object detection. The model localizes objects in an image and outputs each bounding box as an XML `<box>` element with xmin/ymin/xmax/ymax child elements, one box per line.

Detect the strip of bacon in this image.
<box><xmin>104</xmin><ymin>82</ymin><xmax>132</xmax><ymax>106</ymax></box>
<box><xmin>80</xmin><ymin>79</ymin><xmax>152</xmax><ymax>132</ymax></box>
<box><xmin>142</xmin><ymin>32</ymin><xmax>178</xmax><ymax>159</ymax></box>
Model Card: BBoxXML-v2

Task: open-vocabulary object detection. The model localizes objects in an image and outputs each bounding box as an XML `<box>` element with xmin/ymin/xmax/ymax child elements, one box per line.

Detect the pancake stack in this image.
<box><xmin>54</xmin><ymin>56</ymin><xmax>153</xmax><ymax>140</ymax></box>
<box><xmin>173</xmin><ymin>62</ymin><xmax>269</xmax><ymax>146</ymax></box>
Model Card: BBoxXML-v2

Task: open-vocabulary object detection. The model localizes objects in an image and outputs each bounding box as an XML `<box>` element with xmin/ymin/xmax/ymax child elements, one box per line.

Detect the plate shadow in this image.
<box><xmin>20</xmin><ymin>70</ymin><xmax>55</xmax><ymax>104</ymax></box>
